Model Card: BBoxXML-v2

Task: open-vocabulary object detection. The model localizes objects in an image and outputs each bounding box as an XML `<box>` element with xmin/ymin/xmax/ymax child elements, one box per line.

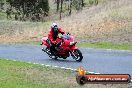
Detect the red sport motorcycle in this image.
<box><xmin>41</xmin><ymin>33</ymin><xmax>83</xmax><ymax>62</ymax></box>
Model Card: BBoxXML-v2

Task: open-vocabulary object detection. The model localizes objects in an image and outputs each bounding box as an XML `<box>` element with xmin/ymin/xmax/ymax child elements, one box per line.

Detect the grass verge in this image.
<box><xmin>77</xmin><ymin>42</ymin><xmax>132</xmax><ymax>50</ymax></box>
<box><xmin>0</xmin><ymin>59</ymin><xmax>131</xmax><ymax>88</ymax></box>
<box><xmin>0</xmin><ymin>59</ymin><xmax>80</xmax><ymax>88</ymax></box>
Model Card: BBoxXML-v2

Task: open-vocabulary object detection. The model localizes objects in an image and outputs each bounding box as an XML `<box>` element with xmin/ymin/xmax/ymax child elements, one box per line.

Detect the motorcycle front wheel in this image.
<box><xmin>71</xmin><ymin>49</ymin><xmax>83</xmax><ymax>62</ymax></box>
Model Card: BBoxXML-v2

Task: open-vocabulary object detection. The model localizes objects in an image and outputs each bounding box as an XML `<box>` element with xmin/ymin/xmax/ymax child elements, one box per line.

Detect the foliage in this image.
<box><xmin>0</xmin><ymin>12</ymin><xmax>6</xmax><ymax>20</ymax></box>
<box><xmin>72</xmin><ymin>0</ymin><xmax>82</xmax><ymax>11</ymax></box>
<box><xmin>6</xmin><ymin>0</ymin><xmax>49</xmax><ymax>21</ymax></box>
<box><xmin>89</xmin><ymin>0</ymin><xmax>98</xmax><ymax>5</ymax></box>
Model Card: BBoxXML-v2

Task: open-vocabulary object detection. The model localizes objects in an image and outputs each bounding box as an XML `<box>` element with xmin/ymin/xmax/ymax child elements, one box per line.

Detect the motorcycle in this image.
<box><xmin>41</xmin><ymin>33</ymin><xmax>83</xmax><ymax>62</ymax></box>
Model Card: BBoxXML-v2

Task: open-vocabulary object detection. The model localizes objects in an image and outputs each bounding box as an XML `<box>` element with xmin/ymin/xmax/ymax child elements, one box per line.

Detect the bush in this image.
<box><xmin>89</xmin><ymin>0</ymin><xmax>98</xmax><ymax>5</ymax></box>
<box><xmin>6</xmin><ymin>0</ymin><xmax>49</xmax><ymax>21</ymax></box>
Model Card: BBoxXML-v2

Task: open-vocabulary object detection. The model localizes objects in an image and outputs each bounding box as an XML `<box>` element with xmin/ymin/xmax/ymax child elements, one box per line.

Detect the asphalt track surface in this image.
<box><xmin>0</xmin><ymin>44</ymin><xmax>132</xmax><ymax>76</ymax></box>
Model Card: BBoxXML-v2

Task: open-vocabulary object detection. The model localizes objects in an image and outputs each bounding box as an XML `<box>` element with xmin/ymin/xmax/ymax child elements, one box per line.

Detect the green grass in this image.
<box><xmin>0</xmin><ymin>59</ymin><xmax>131</xmax><ymax>88</ymax></box>
<box><xmin>77</xmin><ymin>42</ymin><xmax>132</xmax><ymax>50</ymax></box>
<box><xmin>30</xmin><ymin>41</ymin><xmax>42</xmax><ymax>45</ymax></box>
<box><xmin>0</xmin><ymin>59</ymin><xmax>83</xmax><ymax>88</ymax></box>
<box><xmin>0</xmin><ymin>58</ymin><xmax>131</xmax><ymax>88</ymax></box>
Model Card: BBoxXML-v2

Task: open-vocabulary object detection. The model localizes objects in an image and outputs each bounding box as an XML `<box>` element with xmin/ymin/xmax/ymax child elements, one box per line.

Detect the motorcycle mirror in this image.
<box><xmin>67</xmin><ymin>32</ymin><xmax>71</xmax><ymax>35</ymax></box>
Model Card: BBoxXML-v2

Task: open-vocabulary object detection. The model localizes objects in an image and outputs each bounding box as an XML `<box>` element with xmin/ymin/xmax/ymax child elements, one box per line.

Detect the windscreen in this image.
<box><xmin>61</xmin><ymin>34</ymin><xmax>71</xmax><ymax>40</ymax></box>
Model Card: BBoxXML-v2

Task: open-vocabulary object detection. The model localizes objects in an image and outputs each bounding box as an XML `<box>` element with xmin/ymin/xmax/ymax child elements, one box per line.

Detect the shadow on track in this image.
<box><xmin>46</xmin><ymin>58</ymin><xmax>83</xmax><ymax>63</ymax></box>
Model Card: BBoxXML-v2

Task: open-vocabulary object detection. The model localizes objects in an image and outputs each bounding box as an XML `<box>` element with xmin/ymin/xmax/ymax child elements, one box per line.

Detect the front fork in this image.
<box><xmin>70</xmin><ymin>45</ymin><xmax>78</xmax><ymax>58</ymax></box>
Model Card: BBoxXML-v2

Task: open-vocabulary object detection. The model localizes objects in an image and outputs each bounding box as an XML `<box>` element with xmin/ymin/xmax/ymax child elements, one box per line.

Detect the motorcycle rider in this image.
<box><xmin>47</xmin><ymin>23</ymin><xmax>65</xmax><ymax>57</ymax></box>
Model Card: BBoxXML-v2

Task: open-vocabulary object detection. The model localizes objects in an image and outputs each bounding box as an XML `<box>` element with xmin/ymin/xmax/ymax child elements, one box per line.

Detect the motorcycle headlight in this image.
<box><xmin>70</xmin><ymin>41</ymin><xmax>75</xmax><ymax>45</ymax></box>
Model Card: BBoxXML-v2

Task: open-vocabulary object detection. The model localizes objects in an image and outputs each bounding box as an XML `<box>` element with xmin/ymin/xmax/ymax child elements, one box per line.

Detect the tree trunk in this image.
<box><xmin>22</xmin><ymin>2</ymin><xmax>25</xmax><ymax>20</ymax></box>
<box><xmin>60</xmin><ymin>0</ymin><xmax>63</xmax><ymax>20</ymax></box>
<box><xmin>69</xmin><ymin>0</ymin><xmax>72</xmax><ymax>16</ymax></box>
<box><xmin>56</xmin><ymin>0</ymin><xmax>60</xmax><ymax>12</ymax></box>
<box><xmin>81</xmin><ymin>0</ymin><xmax>84</xmax><ymax>7</ymax></box>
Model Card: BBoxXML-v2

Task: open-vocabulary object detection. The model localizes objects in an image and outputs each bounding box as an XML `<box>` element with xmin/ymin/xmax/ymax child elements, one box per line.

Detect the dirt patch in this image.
<box><xmin>0</xmin><ymin>18</ymin><xmax>131</xmax><ymax>44</ymax></box>
<box><xmin>59</xmin><ymin>18</ymin><xmax>132</xmax><ymax>44</ymax></box>
<box><xmin>58</xmin><ymin>0</ymin><xmax>132</xmax><ymax>44</ymax></box>
<box><xmin>0</xmin><ymin>21</ymin><xmax>50</xmax><ymax>43</ymax></box>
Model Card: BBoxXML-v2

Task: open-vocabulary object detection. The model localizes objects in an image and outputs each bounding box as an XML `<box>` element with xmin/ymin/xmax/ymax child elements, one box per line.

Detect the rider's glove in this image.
<box><xmin>56</xmin><ymin>42</ymin><xmax>61</xmax><ymax>46</ymax></box>
<box><xmin>52</xmin><ymin>41</ymin><xmax>57</xmax><ymax>45</ymax></box>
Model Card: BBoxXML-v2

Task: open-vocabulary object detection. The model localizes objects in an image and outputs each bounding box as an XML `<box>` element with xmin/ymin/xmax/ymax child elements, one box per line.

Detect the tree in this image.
<box><xmin>72</xmin><ymin>0</ymin><xmax>81</xmax><ymax>11</ymax></box>
<box><xmin>59</xmin><ymin>0</ymin><xmax>63</xmax><ymax>19</ymax></box>
<box><xmin>69</xmin><ymin>0</ymin><xmax>72</xmax><ymax>15</ymax></box>
<box><xmin>6</xmin><ymin>0</ymin><xmax>49</xmax><ymax>21</ymax></box>
<box><xmin>81</xmin><ymin>0</ymin><xmax>84</xmax><ymax>7</ymax></box>
<box><xmin>0</xmin><ymin>0</ymin><xmax>6</xmax><ymax>11</ymax></box>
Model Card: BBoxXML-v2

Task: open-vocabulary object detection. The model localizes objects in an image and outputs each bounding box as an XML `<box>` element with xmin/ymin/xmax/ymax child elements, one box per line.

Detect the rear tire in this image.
<box><xmin>72</xmin><ymin>49</ymin><xmax>83</xmax><ymax>62</ymax></box>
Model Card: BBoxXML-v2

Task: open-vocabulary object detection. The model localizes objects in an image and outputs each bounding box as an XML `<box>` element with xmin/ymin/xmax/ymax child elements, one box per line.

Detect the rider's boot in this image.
<box><xmin>51</xmin><ymin>55</ymin><xmax>55</xmax><ymax>58</ymax></box>
<box><xmin>50</xmin><ymin>45</ymin><xmax>56</xmax><ymax>58</ymax></box>
<box><xmin>42</xmin><ymin>48</ymin><xmax>45</xmax><ymax>52</ymax></box>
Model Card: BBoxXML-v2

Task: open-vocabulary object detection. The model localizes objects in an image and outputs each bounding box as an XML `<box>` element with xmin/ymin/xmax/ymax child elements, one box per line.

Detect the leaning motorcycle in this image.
<box><xmin>41</xmin><ymin>33</ymin><xmax>83</xmax><ymax>62</ymax></box>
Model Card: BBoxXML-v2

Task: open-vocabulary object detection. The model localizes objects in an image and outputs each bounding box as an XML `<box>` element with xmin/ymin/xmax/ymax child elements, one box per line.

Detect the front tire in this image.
<box><xmin>72</xmin><ymin>49</ymin><xmax>83</xmax><ymax>62</ymax></box>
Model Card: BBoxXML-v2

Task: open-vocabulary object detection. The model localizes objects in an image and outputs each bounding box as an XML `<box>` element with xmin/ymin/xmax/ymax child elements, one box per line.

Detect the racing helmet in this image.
<box><xmin>51</xmin><ymin>23</ymin><xmax>58</xmax><ymax>33</ymax></box>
